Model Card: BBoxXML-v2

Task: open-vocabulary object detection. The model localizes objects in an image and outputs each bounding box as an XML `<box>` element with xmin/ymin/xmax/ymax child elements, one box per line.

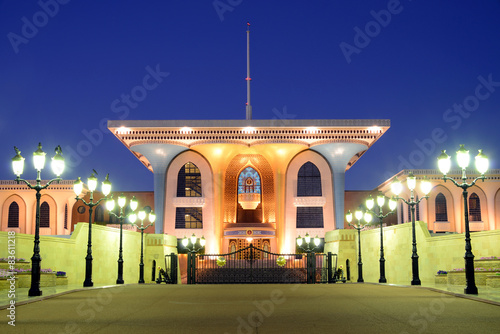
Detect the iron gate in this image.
<box><xmin>187</xmin><ymin>244</ymin><xmax>337</xmax><ymax>284</ymax></box>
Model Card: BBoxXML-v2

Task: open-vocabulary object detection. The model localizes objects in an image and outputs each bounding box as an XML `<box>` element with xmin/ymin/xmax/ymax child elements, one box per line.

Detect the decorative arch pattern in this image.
<box><xmin>2</xmin><ymin>194</ymin><xmax>27</xmax><ymax>233</ymax></box>
<box><xmin>224</xmin><ymin>154</ymin><xmax>275</xmax><ymax>224</ymax></box>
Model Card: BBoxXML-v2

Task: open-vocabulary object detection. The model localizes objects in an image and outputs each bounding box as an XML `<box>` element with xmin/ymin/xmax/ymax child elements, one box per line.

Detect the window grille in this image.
<box><xmin>469</xmin><ymin>193</ymin><xmax>481</xmax><ymax>221</ymax></box>
<box><xmin>177</xmin><ymin>162</ymin><xmax>202</xmax><ymax>197</ymax></box>
<box><xmin>297</xmin><ymin>162</ymin><xmax>322</xmax><ymax>196</ymax></box>
<box><xmin>8</xmin><ymin>202</ymin><xmax>19</xmax><ymax>228</ymax></box>
<box><xmin>435</xmin><ymin>193</ymin><xmax>448</xmax><ymax>222</ymax></box>
<box><xmin>296</xmin><ymin>207</ymin><xmax>324</xmax><ymax>228</ymax></box>
<box><xmin>175</xmin><ymin>207</ymin><xmax>203</xmax><ymax>228</ymax></box>
<box><xmin>40</xmin><ymin>202</ymin><xmax>50</xmax><ymax>228</ymax></box>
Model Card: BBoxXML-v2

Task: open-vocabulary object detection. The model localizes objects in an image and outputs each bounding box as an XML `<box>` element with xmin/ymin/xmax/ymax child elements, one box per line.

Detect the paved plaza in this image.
<box><xmin>1</xmin><ymin>283</ymin><xmax>500</xmax><ymax>334</ymax></box>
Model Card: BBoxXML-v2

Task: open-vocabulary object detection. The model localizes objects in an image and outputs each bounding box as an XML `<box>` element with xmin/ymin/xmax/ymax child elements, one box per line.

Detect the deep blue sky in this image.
<box><xmin>1</xmin><ymin>0</ymin><xmax>499</xmax><ymax>191</ymax></box>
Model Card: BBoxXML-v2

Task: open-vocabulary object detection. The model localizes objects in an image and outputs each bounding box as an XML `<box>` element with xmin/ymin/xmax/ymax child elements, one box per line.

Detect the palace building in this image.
<box><xmin>107</xmin><ymin>119</ymin><xmax>390</xmax><ymax>254</ymax></box>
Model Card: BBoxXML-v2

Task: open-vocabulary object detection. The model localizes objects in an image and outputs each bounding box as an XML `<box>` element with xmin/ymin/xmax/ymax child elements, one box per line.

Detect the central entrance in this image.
<box><xmin>228</xmin><ymin>238</ymin><xmax>271</xmax><ymax>259</ymax></box>
<box><xmin>189</xmin><ymin>245</ymin><xmax>336</xmax><ymax>284</ymax></box>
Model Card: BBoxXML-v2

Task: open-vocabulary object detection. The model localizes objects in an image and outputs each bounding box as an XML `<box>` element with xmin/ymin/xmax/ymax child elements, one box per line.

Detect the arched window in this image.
<box><xmin>40</xmin><ymin>202</ymin><xmax>50</xmax><ymax>228</ymax></box>
<box><xmin>108</xmin><ymin>207</ymin><xmax>119</xmax><ymax>224</ymax></box>
<box><xmin>64</xmin><ymin>204</ymin><xmax>68</xmax><ymax>229</ymax></box>
<box><xmin>435</xmin><ymin>193</ymin><xmax>448</xmax><ymax>222</ymax></box>
<box><xmin>297</xmin><ymin>162</ymin><xmax>322</xmax><ymax>196</ymax></box>
<box><xmin>8</xmin><ymin>202</ymin><xmax>19</xmax><ymax>228</ymax></box>
<box><xmin>238</xmin><ymin>167</ymin><xmax>261</xmax><ymax>194</ymax></box>
<box><xmin>469</xmin><ymin>193</ymin><xmax>481</xmax><ymax>221</ymax></box>
<box><xmin>400</xmin><ymin>202</ymin><xmax>404</xmax><ymax>224</ymax></box>
<box><xmin>262</xmin><ymin>240</ymin><xmax>270</xmax><ymax>259</ymax></box>
<box><xmin>94</xmin><ymin>205</ymin><xmax>104</xmax><ymax>223</ymax></box>
<box><xmin>177</xmin><ymin>162</ymin><xmax>202</xmax><ymax>197</ymax></box>
<box><xmin>416</xmin><ymin>195</ymin><xmax>420</xmax><ymax>221</ymax></box>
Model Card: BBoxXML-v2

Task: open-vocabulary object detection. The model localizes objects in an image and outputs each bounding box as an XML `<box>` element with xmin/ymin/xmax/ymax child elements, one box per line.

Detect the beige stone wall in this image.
<box><xmin>0</xmin><ymin>224</ymin><xmax>178</xmax><ymax>286</ymax></box>
<box><xmin>325</xmin><ymin>221</ymin><xmax>500</xmax><ymax>284</ymax></box>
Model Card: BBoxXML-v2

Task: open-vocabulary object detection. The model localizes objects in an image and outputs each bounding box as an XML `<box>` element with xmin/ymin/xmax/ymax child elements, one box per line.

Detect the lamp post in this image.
<box><xmin>106</xmin><ymin>194</ymin><xmax>138</xmax><ymax>284</ymax></box>
<box><xmin>12</xmin><ymin>144</ymin><xmax>64</xmax><ymax>297</ymax></box>
<box><xmin>345</xmin><ymin>209</ymin><xmax>372</xmax><ymax>283</ymax></box>
<box><xmin>437</xmin><ymin>145</ymin><xmax>488</xmax><ymax>295</ymax></box>
<box><xmin>365</xmin><ymin>194</ymin><xmax>397</xmax><ymax>283</ymax></box>
<box><xmin>130</xmin><ymin>209</ymin><xmax>155</xmax><ymax>284</ymax></box>
<box><xmin>182</xmin><ymin>234</ymin><xmax>206</xmax><ymax>285</ymax></box>
<box><xmin>296</xmin><ymin>233</ymin><xmax>321</xmax><ymax>284</ymax></box>
<box><xmin>74</xmin><ymin>173</ymin><xmax>112</xmax><ymax>287</ymax></box>
<box><xmin>391</xmin><ymin>172</ymin><xmax>431</xmax><ymax>286</ymax></box>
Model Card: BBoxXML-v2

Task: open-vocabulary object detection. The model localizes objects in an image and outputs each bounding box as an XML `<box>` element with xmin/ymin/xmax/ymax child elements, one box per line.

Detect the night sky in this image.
<box><xmin>1</xmin><ymin>0</ymin><xmax>499</xmax><ymax>192</ymax></box>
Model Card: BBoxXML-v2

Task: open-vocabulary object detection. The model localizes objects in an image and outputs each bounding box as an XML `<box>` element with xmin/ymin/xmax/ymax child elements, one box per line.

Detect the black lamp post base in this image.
<box><xmin>83</xmin><ymin>280</ymin><xmax>93</xmax><ymax>287</ymax></box>
<box><xmin>138</xmin><ymin>280</ymin><xmax>145</xmax><ymax>284</ymax></box>
<box><xmin>28</xmin><ymin>289</ymin><xmax>42</xmax><ymax>297</ymax></box>
<box><xmin>411</xmin><ymin>280</ymin><xmax>421</xmax><ymax>286</ymax></box>
<box><xmin>379</xmin><ymin>278</ymin><xmax>387</xmax><ymax>283</ymax></box>
<box><xmin>465</xmin><ymin>286</ymin><xmax>478</xmax><ymax>295</ymax></box>
<box><xmin>116</xmin><ymin>279</ymin><xmax>124</xmax><ymax>284</ymax></box>
<box><xmin>357</xmin><ymin>278</ymin><xmax>364</xmax><ymax>283</ymax></box>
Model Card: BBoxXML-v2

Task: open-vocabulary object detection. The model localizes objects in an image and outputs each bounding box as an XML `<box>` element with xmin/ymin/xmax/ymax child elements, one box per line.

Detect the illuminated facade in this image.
<box><xmin>2</xmin><ymin>166</ymin><xmax>500</xmax><ymax>252</ymax></box>
<box><xmin>108</xmin><ymin>119</ymin><xmax>390</xmax><ymax>253</ymax></box>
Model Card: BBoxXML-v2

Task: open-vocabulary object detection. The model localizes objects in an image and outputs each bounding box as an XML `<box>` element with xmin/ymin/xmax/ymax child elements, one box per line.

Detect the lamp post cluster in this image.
<box><xmin>12</xmin><ymin>144</ymin><xmax>65</xmax><ymax>297</ymax></box>
<box><xmin>296</xmin><ymin>233</ymin><xmax>321</xmax><ymax>252</ymax></box>
<box><xmin>130</xmin><ymin>210</ymin><xmax>156</xmax><ymax>283</ymax></box>
<box><xmin>296</xmin><ymin>233</ymin><xmax>321</xmax><ymax>284</ymax></box>
<box><xmin>182</xmin><ymin>234</ymin><xmax>206</xmax><ymax>253</ymax></box>
<box><xmin>365</xmin><ymin>194</ymin><xmax>397</xmax><ymax>283</ymax></box>
<box><xmin>106</xmin><ymin>194</ymin><xmax>138</xmax><ymax>284</ymax></box>
<box><xmin>391</xmin><ymin>172</ymin><xmax>431</xmax><ymax>286</ymax></box>
<box><xmin>73</xmin><ymin>173</ymin><xmax>112</xmax><ymax>287</ymax></box>
<box><xmin>345</xmin><ymin>210</ymin><xmax>372</xmax><ymax>282</ymax></box>
<box><xmin>437</xmin><ymin>145</ymin><xmax>488</xmax><ymax>295</ymax></box>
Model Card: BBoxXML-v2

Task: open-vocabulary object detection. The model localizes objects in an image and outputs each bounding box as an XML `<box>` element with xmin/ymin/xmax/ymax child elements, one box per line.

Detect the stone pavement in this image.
<box><xmin>1</xmin><ymin>283</ymin><xmax>500</xmax><ymax>334</ymax></box>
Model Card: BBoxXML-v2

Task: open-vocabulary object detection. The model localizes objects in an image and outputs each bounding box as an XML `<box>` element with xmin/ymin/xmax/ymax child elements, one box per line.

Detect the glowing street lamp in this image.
<box><xmin>130</xmin><ymin>209</ymin><xmax>155</xmax><ymax>284</ymax></box>
<box><xmin>12</xmin><ymin>144</ymin><xmax>64</xmax><ymax>297</ymax></box>
<box><xmin>74</xmin><ymin>173</ymin><xmax>112</xmax><ymax>287</ymax></box>
<box><xmin>391</xmin><ymin>172</ymin><xmax>431</xmax><ymax>285</ymax></box>
<box><xmin>438</xmin><ymin>145</ymin><xmax>488</xmax><ymax>295</ymax></box>
<box><xmin>346</xmin><ymin>209</ymin><xmax>372</xmax><ymax>283</ymax></box>
<box><xmin>296</xmin><ymin>233</ymin><xmax>321</xmax><ymax>252</ymax></box>
<box><xmin>106</xmin><ymin>194</ymin><xmax>138</xmax><ymax>284</ymax></box>
<box><xmin>182</xmin><ymin>233</ymin><xmax>206</xmax><ymax>252</ymax></box>
<box><xmin>365</xmin><ymin>194</ymin><xmax>397</xmax><ymax>283</ymax></box>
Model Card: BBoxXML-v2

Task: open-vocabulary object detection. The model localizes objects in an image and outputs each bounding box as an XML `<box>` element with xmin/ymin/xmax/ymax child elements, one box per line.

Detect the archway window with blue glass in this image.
<box><xmin>238</xmin><ymin>167</ymin><xmax>261</xmax><ymax>194</ymax></box>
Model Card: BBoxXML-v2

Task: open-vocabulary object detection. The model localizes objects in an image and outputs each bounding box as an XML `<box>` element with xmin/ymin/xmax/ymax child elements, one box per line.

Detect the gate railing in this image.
<box><xmin>187</xmin><ymin>244</ymin><xmax>338</xmax><ymax>284</ymax></box>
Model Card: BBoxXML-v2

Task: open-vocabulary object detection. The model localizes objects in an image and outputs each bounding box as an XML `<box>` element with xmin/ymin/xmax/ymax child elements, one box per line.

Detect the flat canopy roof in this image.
<box><xmin>108</xmin><ymin>118</ymin><xmax>390</xmax><ymax>172</ymax></box>
<box><xmin>108</xmin><ymin>119</ymin><xmax>390</xmax><ymax>128</ymax></box>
